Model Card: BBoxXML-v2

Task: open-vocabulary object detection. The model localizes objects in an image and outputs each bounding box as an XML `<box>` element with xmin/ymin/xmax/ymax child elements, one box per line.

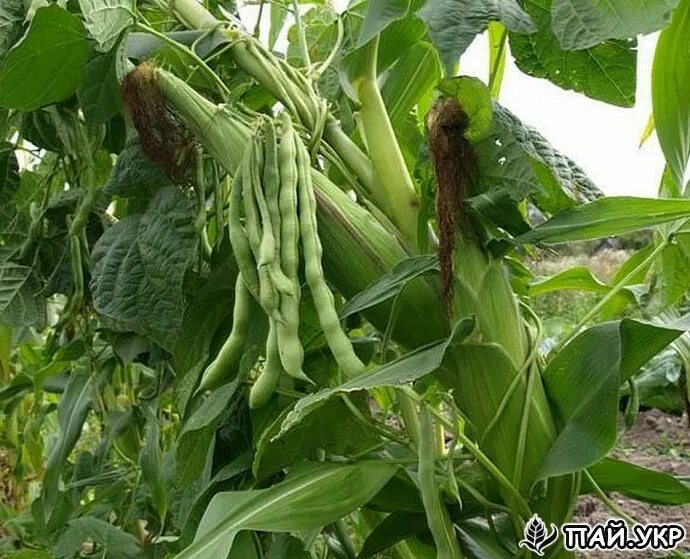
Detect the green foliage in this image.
<box><xmin>1</xmin><ymin>0</ymin><xmax>690</xmax><ymax>557</ymax></box>
<box><xmin>551</xmin><ymin>0</ymin><xmax>678</xmax><ymax>50</ymax></box>
<box><xmin>0</xmin><ymin>6</ymin><xmax>89</xmax><ymax>111</ymax></box>
<box><xmin>653</xmin><ymin>0</ymin><xmax>690</xmax><ymax>189</ymax></box>
<box><xmin>509</xmin><ymin>0</ymin><xmax>637</xmax><ymax>107</ymax></box>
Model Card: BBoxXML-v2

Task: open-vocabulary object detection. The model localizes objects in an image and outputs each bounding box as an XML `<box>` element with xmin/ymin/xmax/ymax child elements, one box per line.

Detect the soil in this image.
<box><xmin>573</xmin><ymin>409</ymin><xmax>690</xmax><ymax>559</ymax></box>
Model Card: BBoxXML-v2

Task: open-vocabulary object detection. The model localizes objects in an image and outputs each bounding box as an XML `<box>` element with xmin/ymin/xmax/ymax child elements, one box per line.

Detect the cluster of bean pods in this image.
<box><xmin>199</xmin><ymin>113</ymin><xmax>365</xmax><ymax>406</ymax></box>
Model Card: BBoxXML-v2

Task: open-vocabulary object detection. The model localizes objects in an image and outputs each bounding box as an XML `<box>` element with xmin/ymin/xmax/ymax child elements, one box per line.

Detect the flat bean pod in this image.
<box><xmin>295</xmin><ymin>134</ymin><xmax>365</xmax><ymax>378</ymax></box>
<box><xmin>199</xmin><ymin>273</ymin><xmax>253</xmax><ymax>391</ymax></box>
<box><xmin>275</xmin><ymin>114</ymin><xmax>307</xmax><ymax>382</ymax></box>
<box><xmin>244</xmin><ymin>139</ymin><xmax>280</xmax><ymax>319</ymax></box>
<box><xmin>249</xmin><ymin>318</ymin><xmax>282</xmax><ymax>408</ymax></box>
<box><xmin>227</xmin><ymin>167</ymin><xmax>260</xmax><ymax>301</ymax></box>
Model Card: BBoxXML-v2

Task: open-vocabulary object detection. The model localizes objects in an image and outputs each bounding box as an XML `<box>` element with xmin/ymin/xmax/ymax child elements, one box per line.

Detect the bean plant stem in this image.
<box><xmin>583</xmin><ymin>470</ymin><xmax>637</xmax><ymax>525</ymax></box>
<box><xmin>401</xmin><ymin>387</ymin><xmax>532</xmax><ymax>520</ymax></box>
<box><xmin>134</xmin><ymin>21</ymin><xmax>229</xmax><ymax>99</ymax></box>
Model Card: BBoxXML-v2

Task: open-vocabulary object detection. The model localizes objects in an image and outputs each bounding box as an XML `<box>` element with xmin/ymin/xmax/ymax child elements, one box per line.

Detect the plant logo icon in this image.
<box><xmin>519</xmin><ymin>514</ymin><xmax>559</xmax><ymax>556</ymax></box>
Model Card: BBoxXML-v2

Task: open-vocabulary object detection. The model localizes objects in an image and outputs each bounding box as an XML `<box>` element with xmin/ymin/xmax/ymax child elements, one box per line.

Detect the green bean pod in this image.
<box><xmin>273</xmin><ymin>115</ymin><xmax>308</xmax><ymax>382</ymax></box>
<box><xmin>249</xmin><ymin>318</ymin><xmax>282</xmax><ymax>408</ymax></box>
<box><xmin>228</xmin><ymin>152</ymin><xmax>261</xmax><ymax>301</ymax></box>
<box><xmin>418</xmin><ymin>404</ymin><xmax>464</xmax><ymax>559</ymax></box>
<box><xmin>243</xmin><ymin>139</ymin><xmax>280</xmax><ymax>319</ymax></box>
<box><xmin>295</xmin><ymin>135</ymin><xmax>365</xmax><ymax>378</ymax></box>
<box><xmin>252</xmin><ymin>132</ymin><xmax>294</xmax><ymax>295</ymax></box>
<box><xmin>199</xmin><ymin>273</ymin><xmax>253</xmax><ymax>392</ymax></box>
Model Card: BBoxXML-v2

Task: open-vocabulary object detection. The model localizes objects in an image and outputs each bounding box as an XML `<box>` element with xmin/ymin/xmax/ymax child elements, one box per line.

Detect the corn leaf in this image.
<box><xmin>652</xmin><ymin>0</ymin><xmax>690</xmax><ymax>189</ymax></box>
<box><xmin>276</xmin><ymin>317</ymin><xmax>475</xmax><ymax>438</ymax></box>
<box><xmin>584</xmin><ymin>458</ymin><xmax>690</xmax><ymax>505</ymax></box>
<box><xmin>176</xmin><ymin>462</ymin><xmax>396</xmax><ymax>559</ymax></box>
<box><xmin>519</xmin><ymin>197</ymin><xmax>690</xmax><ymax>244</ymax></box>
<box><xmin>540</xmin><ymin>317</ymin><xmax>690</xmax><ymax>478</ymax></box>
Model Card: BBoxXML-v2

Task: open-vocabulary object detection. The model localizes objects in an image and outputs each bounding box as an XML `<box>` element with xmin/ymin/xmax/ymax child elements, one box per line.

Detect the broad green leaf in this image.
<box><xmin>0</xmin><ymin>0</ymin><xmax>24</xmax><ymax>59</ymax></box>
<box><xmin>418</xmin><ymin>0</ymin><xmax>536</xmax><ymax>72</ymax></box>
<box><xmin>43</xmin><ymin>368</ymin><xmax>97</xmax><ymax>503</ymax></box>
<box><xmin>0</xmin><ymin>5</ymin><xmax>88</xmax><ymax>111</ymax></box>
<box><xmin>90</xmin><ymin>187</ymin><xmax>196</xmax><ymax>351</ymax></box>
<box><xmin>54</xmin><ymin>517</ymin><xmax>139</xmax><ymax>558</ymax></box>
<box><xmin>0</xmin><ymin>261</ymin><xmax>45</xmax><ymax>330</ymax></box>
<box><xmin>469</xmin><ymin>110</ymin><xmax>540</xmax><ymax>233</ymax></box>
<box><xmin>381</xmin><ymin>42</ymin><xmax>442</xmax><ymax>126</ymax></box>
<box><xmin>78</xmin><ymin>0</ymin><xmax>134</xmax><ymax>52</ymax></box>
<box><xmin>438</xmin><ymin>76</ymin><xmax>494</xmax><ymax>142</ymax></box>
<box><xmin>552</xmin><ymin>0</ymin><xmax>678</xmax><ymax>50</ymax></box>
<box><xmin>276</xmin><ymin>318</ymin><xmax>474</xmax><ymax>437</ymax></box>
<box><xmin>494</xmin><ymin>105</ymin><xmax>602</xmax><ymax>207</ymax></box>
<box><xmin>652</xmin><ymin>0</ymin><xmax>690</xmax><ymax>188</ymax></box>
<box><xmin>340</xmin><ymin>255</ymin><xmax>439</xmax><ymax>318</ymax></box>
<box><xmin>358</xmin><ymin>0</ymin><xmax>410</xmax><ymax>46</ymax></box>
<box><xmin>509</xmin><ymin>0</ymin><xmax>636</xmax><ymax>107</ymax></box>
<box><xmin>78</xmin><ymin>47</ymin><xmax>123</xmax><ymax>126</ymax></box>
<box><xmin>585</xmin><ymin>458</ymin><xmax>690</xmax><ymax>505</ymax></box>
<box><xmin>103</xmin><ymin>136</ymin><xmax>173</xmax><ymax>200</ymax></box>
<box><xmin>519</xmin><ymin>197</ymin><xmax>690</xmax><ymax>244</ymax></box>
<box><xmin>176</xmin><ymin>462</ymin><xmax>396</xmax><ymax>559</ymax></box>
<box><xmin>539</xmin><ymin>318</ymin><xmax>688</xmax><ymax>478</ymax></box>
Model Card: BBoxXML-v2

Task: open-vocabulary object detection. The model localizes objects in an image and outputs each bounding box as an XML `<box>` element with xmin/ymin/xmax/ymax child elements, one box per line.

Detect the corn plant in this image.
<box><xmin>1</xmin><ymin>0</ymin><xmax>690</xmax><ymax>558</ymax></box>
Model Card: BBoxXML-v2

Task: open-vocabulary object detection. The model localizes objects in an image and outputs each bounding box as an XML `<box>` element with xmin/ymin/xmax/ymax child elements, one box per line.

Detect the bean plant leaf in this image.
<box><xmin>494</xmin><ymin>105</ymin><xmax>603</xmax><ymax>207</ymax></box>
<box><xmin>509</xmin><ymin>0</ymin><xmax>637</xmax><ymax>107</ymax></box>
<box><xmin>54</xmin><ymin>517</ymin><xmax>139</xmax><ymax>558</ymax></box>
<box><xmin>103</xmin><ymin>136</ymin><xmax>173</xmax><ymax>200</ymax></box>
<box><xmin>177</xmin><ymin>462</ymin><xmax>396</xmax><ymax>559</ymax></box>
<box><xmin>552</xmin><ymin>0</ymin><xmax>679</xmax><ymax>50</ymax></box>
<box><xmin>90</xmin><ymin>187</ymin><xmax>196</xmax><ymax>351</ymax></box>
<box><xmin>0</xmin><ymin>261</ymin><xmax>45</xmax><ymax>330</ymax></box>
<box><xmin>519</xmin><ymin>197</ymin><xmax>690</xmax><ymax>244</ymax></box>
<box><xmin>540</xmin><ymin>317</ymin><xmax>689</xmax><ymax>478</ymax></box>
<box><xmin>78</xmin><ymin>0</ymin><xmax>134</xmax><ymax>52</ymax></box>
<box><xmin>78</xmin><ymin>47</ymin><xmax>123</xmax><ymax>126</ymax></box>
<box><xmin>652</xmin><ymin>0</ymin><xmax>690</xmax><ymax>189</ymax></box>
<box><xmin>0</xmin><ymin>0</ymin><xmax>25</xmax><ymax>59</ymax></box>
<box><xmin>0</xmin><ymin>5</ymin><xmax>89</xmax><ymax>111</ymax></box>
<box><xmin>418</xmin><ymin>0</ymin><xmax>536</xmax><ymax>72</ymax></box>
